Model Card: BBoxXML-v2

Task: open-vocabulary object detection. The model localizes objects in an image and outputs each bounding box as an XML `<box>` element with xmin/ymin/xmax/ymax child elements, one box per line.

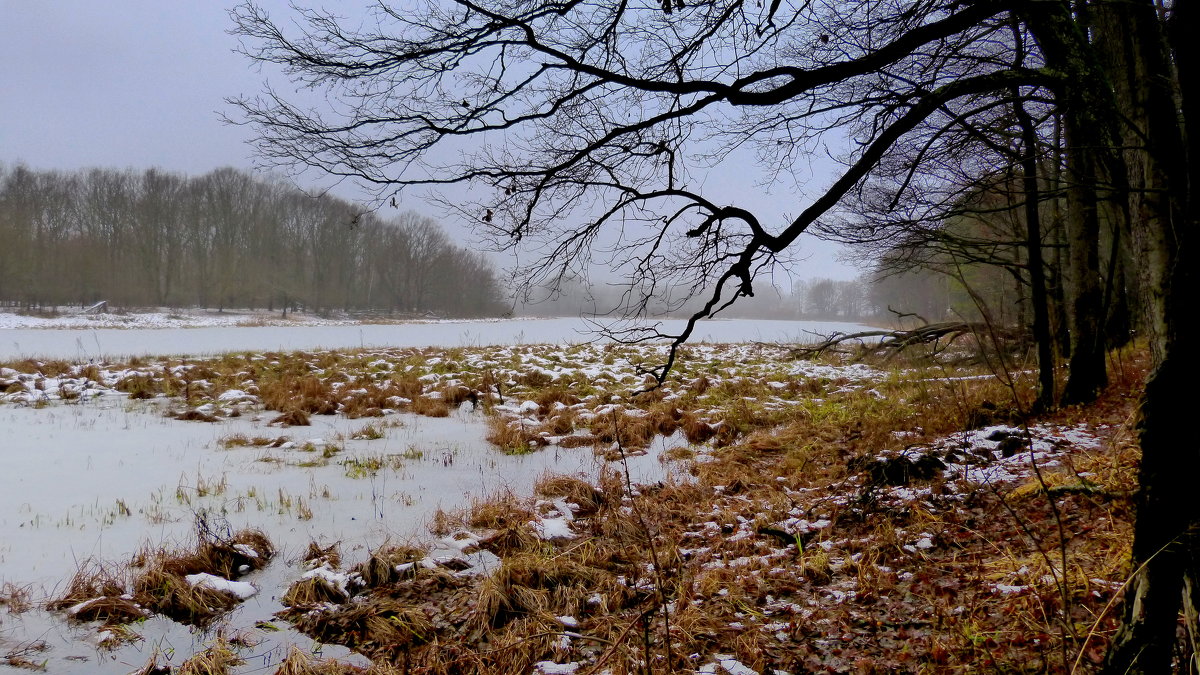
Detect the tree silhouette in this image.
<box><xmin>230</xmin><ymin>2</ymin><xmax>1196</xmax><ymax>669</ymax></box>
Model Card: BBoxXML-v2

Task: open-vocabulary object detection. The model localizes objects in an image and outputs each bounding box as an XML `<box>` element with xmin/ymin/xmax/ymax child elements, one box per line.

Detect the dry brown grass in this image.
<box><xmin>485</xmin><ymin>416</ymin><xmax>542</xmax><ymax>453</ymax></box>
<box><xmin>129</xmin><ymin>529</ymin><xmax>273</xmax><ymax>626</ymax></box>
<box><xmin>47</xmin><ymin>563</ymin><xmax>152</xmax><ymax>624</ymax></box>
<box><xmin>146</xmin><ymin>529</ymin><xmax>274</xmax><ymax>579</ymax></box>
<box><xmin>557</xmin><ymin>433</ymin><xmax>599</xmax><ymax>448</ymax></box>
<box><xmin>132</xmin><ymin>567</ymin><xmax>240</xmax><ymax>625</ymax></box>
<box><xmin>517</xmin><ymin>370</ymin><xmax>554</xmax><ymax>388</ymax></box>
<box><xmin>466</xmin><ymin>493</ymin><xmax>537</xmax><ymax>531</ymax></box>
<box><xmin>0</xmin><ymin>582</ymin><xmax>32</xmax><ymax>614</ymax></box>
<box><xmin>302</xmin><ymin>541</ymin><xmax>342</xmax><ymax>569</ymax></box>
<box><xmin>341</xmin><ymin>397</ymin><xmax>384</xmax><ymax>418</ymax></box>
<box><xmin>46</xmin><ymin>560</ymin><xmax>127</xmax><ymax>613</ymax></box>
<box><xmin>646</xmin><ymin>401</ymin><xmax>683</xmax><ymax>435</ymax></box>
<box><xmin>222</xmin><ymin>433</ymin><xmax>290</xmax><ymax>449</ymax></box>
<box><xmin>589</xmin><ymin>409</ymin><xmax>657</xmax><ymax>449</ymax></box>
<box><xmin>437</xmin><ymin>493</ymin><xmax>544</xmax><ymax>557</ymax></box>
<box><xmin>411</xmin><ymin>395</ymin><xmax>451</xmax><ymax>417</ymax></box>
<box><xmin>680</xmin><ymin>411</ymin><xmax>717</xmax><ymax>443</ymax></box>
<box><xmin>286</xmin><ymin>371</ymin><xmax>1128</xmax><ymax>671</ymax></box>
<box><xmin>474</xmin><ymin>550</ymin><xmax>606</xmax><ymax>630</ymax></box>
<box><xmin>65</xmin><ymin>596</ymin><xmax>149</xmax><ymax>623</ymax></box>
<box><xmin>96</xmin><ymin>622</ymin><xmax>143</xmax><ymax>650</ymax></box>
<box><xmin>175</xmin><ymin>638</ymin><xmax>243</xmax><ymax>675</ymax></box>
<box><xmin>115</xmin><ymin>373</ymin><xmax>161</xmax><ymax>399</ymax></box>
<box><xmin>440</xmin><ymin>384</ymin><xmax>473</xmax><ymax>407</ymax></box>
<box><xmin>33</xmin><ymin>359</ymin><xmax>73</xmax><ymax>377</ymax></box>
<box><xmin>542</xmin><ymin>409</ymin><xmax>577</xmax><ymax>435</ymax></box>
<box><xmin>352</xmin><ymin>545</ymin><xmax>427</xmax><ymax>588</ymax></box>
<box><xmin>281</xmin><ymin>576</ymin><xmax>349</xmax><ymax>607</ymax></box>
<box><xmin>533</xmin><ymin>473</ymin><xmax>604</xmax><ymax>514</ymax></box>
<box><xmin>270</xmin><ymin>410</ymin><xmax>312</xmax><ymax>427</ymax></box>
<box><xmin>128</xmin><ymin>655</ymin><xmax>172</xmax><ymax>675</ymax></box>
<box><xmin>59</xmin><ymin>342</ymin><xmax>1148</xmax><ymax>673</ymax></box>
<box><xmin>534</xmin><ymin>385</ymin><xmax>580</xmax><ymax>412</ymax></box>
<box><xmin>260</xmin><ymin>374</ymin><xmax>338</xmax><ymax>415</ymax></box>
<box><xmin>287</xmin><ymin>596</ymin><xmax>439</xmax><ymax>656</ymax></box>
<box><xmin>389</xmin><ymin>373</ymin><xmax>426</xmax><ymax>400</ymax></box>
<box><xmin>272</xmin><ymin>646</ymin><xmax>364</xmax><ymax>675</ymax></box>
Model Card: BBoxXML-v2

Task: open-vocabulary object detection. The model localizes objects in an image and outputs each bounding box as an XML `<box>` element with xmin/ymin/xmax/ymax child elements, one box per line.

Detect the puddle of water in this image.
<box><xmin>0</xmin><ymin>396</ymin><xmax>678</xmax><ymax>673</ymax></box>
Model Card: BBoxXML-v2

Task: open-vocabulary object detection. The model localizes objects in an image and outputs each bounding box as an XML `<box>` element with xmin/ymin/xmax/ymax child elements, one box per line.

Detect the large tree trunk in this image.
<box><xmin>1025</xmin><ymin>1</ymin><xmax>1196</xmax><ymax>667</ymax></box>
<box><xmin>1094</xmin><ymin>0</ymin><xmax>1199</xmax><ymax>671</ymax></box>
<box><xmin>1023</xmin><ymin>1</ymin><xmax>1111</xmax><ymax>405</ymax></box>
<box><xmin>1060</xmin><ymin>108</ymin><xmax>1109</xmax><ymax>404</ymax></box>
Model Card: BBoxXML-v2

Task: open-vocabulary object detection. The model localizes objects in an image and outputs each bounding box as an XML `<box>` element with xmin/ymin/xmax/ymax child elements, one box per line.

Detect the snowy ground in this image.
<box><xmin>0</xmin><ymin>315</ymin><xmax>877</xmax><ymax>361</ymax></box>
<box><xmin>4</xmin><ymin>330</ymin><xmax>1060</xmax><ymax>675</ymax></box>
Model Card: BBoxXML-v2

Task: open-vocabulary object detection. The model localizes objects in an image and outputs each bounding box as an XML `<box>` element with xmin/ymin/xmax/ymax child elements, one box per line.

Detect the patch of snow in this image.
<box><xmin>301</xmin><ymin>566</ymin><xmax>352</xmax><ymax>597</ymax></box>
<box><xmin>233</xmin><ymin>543</ymin><xmax>260</xmax><ymax>558</ymax></box>
<box><xmin>533</xmin><ymin>661</ymin><xmax>582</xmax><ymax>674</ymax></box>
<box><xmin>184</xmin><ymin>572</ymin><xmax>257</xmax><ymax>600</ymax></box>
<box><xmin>532</xmin><ymin>516</ymin><xmax>576</xmax><ymax>540</ymax></box>
<box><xmin>551</xmin><ymin>498</ymin><xmax>575</xmax><ymax>522</ymax></box>
<box><xmin>707</xmin><ymin>654</ymin><xmax>759</xmax><ymax>675</ymax></box>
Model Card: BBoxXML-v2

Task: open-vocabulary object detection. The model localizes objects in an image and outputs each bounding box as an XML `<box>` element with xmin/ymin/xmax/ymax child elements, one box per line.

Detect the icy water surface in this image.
<box><xmin>0</xmin><ymin>396</ymin><xmax>678</xmax><ymax>673</ymax></box>
<box><xmin>0</xmin><ymin>317</ymin><xmax>874</xmax><ymax>360</ymax></box>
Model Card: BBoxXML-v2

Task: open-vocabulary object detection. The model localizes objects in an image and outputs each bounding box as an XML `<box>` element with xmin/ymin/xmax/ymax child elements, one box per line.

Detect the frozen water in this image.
<box><xmin>0</xmin><ymin>395</ymin><xmax>676</xmax><ymax>673</ymax></box>
<box><xmin>0</xmin><ymin>317</ymin><xmax>876</xmax><ymax>360</ymax></box>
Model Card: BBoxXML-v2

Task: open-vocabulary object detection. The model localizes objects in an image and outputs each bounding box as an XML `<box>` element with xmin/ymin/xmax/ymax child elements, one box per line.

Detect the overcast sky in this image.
<box><xmin>0</xmin><ymin>1</ymin><xmax>860</xmax><ymax>282</ymax></box>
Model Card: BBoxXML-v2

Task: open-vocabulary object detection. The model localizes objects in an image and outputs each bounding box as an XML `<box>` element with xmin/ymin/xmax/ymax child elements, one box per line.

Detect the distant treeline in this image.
<box><xmin>517</xmin><ymin>276</ymin><xmax>922</xmax><ymax>323</ymax></box>
<box><xmin>0</xmin><ymin>165</ymin><xmax>506</xmax><ymax>317</ymax></box>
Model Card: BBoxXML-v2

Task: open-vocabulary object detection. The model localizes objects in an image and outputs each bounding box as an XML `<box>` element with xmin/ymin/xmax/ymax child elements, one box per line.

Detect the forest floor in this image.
<box><xmin>0</xmin><ymin>340</ymin><xmax>1146</xmax><ymax>674</ymax></box>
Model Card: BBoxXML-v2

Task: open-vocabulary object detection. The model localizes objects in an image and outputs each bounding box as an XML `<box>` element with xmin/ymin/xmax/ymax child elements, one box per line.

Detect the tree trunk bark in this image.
<box><xmin>1013</xmin><ymin>90</ymin><xmax>1056</xmax><ymax>410</ymax></box>
<box><xmin>1050</xmin><ymin>115</ymin><xmax>1072</xmax><ymax>359</ymax></box>
<box><xmin>1094</xmin><ymin>0</ymin><xmax>1199</xmax><ymax>671</ymax></box>
<box><xmin>1023</xmin><ymin>0</ymin><xmax>1112</xmax><ymax>405</ymax></box>
<box><xmin>1060</xmin><ymin>111</ymin><xmax>1108</xmax><ymax>404</ymax></box>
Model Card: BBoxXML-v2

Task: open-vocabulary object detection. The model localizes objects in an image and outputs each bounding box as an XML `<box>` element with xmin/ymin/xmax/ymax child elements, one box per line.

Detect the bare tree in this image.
<box><xmin>229</xmin><ymin>0</ymin><xmax>1040</xmax><ymax>373</ymax></box>
<box><xmin>229</xmin><ymin>3</ymin><xmax>1195</xmax><ymax>669</ymax></box>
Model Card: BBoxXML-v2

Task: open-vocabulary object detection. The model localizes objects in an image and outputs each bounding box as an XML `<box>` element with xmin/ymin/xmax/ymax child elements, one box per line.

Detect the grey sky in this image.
<box><xmin>0</xmin><ymin>1</ymin><xmax>860</xmax><ymax>282</ymax></box>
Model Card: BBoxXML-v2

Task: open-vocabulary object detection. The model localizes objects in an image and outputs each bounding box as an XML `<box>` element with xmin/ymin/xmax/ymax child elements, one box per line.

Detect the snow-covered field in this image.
<box><xmin>0</xmin><ymin>313</ymin><xmax>874</xmax><ymax>360</ymax></box>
